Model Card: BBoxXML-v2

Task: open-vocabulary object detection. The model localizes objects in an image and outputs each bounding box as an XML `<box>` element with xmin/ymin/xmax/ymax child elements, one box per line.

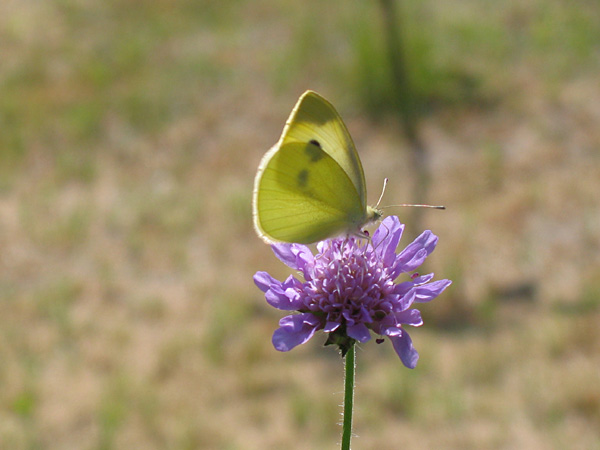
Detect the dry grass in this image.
<box><xmin>1</xmin><ymin>0</ymin><xmax>599</xmax><ymax>448</ymax></box>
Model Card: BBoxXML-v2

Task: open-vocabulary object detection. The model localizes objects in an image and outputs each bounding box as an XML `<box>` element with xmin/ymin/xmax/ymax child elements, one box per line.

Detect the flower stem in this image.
<box><xmin>341</xmin><ymin>344</ymin><xmax>355</xmax><ymax>450</ymax></box>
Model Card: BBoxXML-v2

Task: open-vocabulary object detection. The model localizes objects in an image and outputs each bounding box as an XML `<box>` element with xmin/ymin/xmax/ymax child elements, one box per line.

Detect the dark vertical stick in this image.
<box><xmin>378</xmin><ymin>0</ymin><xmax>430</xmax><ymax>231</ymax></box>
<box><xmin>341</xmin><ymin>344</ymin><xmax>355</xmax><ymax>450</ymax></box>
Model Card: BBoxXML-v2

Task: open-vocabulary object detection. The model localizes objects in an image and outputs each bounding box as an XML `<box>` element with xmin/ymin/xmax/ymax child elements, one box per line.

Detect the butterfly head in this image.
<box><xmin>366</xmin><ymin>205</ymin><xmax>383</xmax><ymax>224</ymax></box>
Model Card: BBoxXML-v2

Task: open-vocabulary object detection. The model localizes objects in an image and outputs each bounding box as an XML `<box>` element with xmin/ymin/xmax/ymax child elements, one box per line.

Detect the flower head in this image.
<box><xmin>253</xmin><ymin>216</ymin><xmax>451</xmax><ymax>368</ymax></box>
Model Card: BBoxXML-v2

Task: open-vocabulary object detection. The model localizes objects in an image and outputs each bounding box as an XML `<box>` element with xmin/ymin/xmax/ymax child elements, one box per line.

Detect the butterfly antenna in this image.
<box><xmin>375</xmin><ymin>178</ymin><xmax>388</xmax><ymax>209</ymax></box>
<box><xmin>377</xmin><ymin>178</ymin><xmax>445</xmax><ymax>210</ymax></box>
<box><xmin>382</xmin><ymin>203</ymin><xmax>446</xmax><ymax>210</ymax></box>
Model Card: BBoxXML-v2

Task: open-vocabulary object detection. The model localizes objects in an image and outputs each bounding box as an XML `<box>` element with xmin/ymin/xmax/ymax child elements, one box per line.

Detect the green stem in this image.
<box><xmin>341</xmin><ymin>344</ymin><xmax>356</xmax><ymax>450</ymax></box>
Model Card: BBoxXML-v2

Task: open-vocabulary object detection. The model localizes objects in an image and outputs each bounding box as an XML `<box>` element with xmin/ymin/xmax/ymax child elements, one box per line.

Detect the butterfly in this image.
<box><xmin>252</xmin><ymin>90</ymin><xmax>382</xmax><ymax>244</ymax></box>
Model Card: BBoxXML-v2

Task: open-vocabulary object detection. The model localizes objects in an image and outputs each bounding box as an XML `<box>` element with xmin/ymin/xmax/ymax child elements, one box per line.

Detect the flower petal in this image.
<box><xmin>394</xmin><ymin>230</ymin><xmax>438</xmax><ymax>274</ymax></box>
<box><xmin>265</xmin><ymin>275</ymin><xmax>302</xmax><ymax>310</ymax></box>
<box><xmin>414</xmin><ymin>279</ymin><xmax>452</xmax><ymax>303</ymax></box>
<box><xmin>412</xmin><ymin>273</ymin><xmax>434</xmax><ymax>284</ymax></box>
<box><xmin>324</xmin><ymin>321</ymin><xmax>341</xmax><ymax>333</ymax></box>
<box><xmin>292</xmin><ymin>244</ymin><xmax>316</xmax><ymax>277</ymax></box>
<box><xmin>271</xmin><ymin>243</ymin><xmax>297</xmax><ymax>268</ymax></box>
<box><xmin>394</xmin><ymin>308</ymin><xmax>423</xmax><ymax>327</ymax></box>
<box><xmin>271</xmin><ymin>243</ymin><xmax>313</xmax><ymax>271</ymax></box>
<box><xmin>373</xmin><ymin>216</ymin><xmax>404</xmax><ymax>264</ymax></box>
<box><xmin>395</xmin><ymin>287</ymin><xmax>416</xmax><ymax>311</ymax></box>
<box><xmin>272</xmin><ymin>313</ymin><xmax>321</xmax><ymax>351</ymax></box>
<box><xmin>253</xmin><ymin>271</ymin><xmax>277</xmax><ymax>293</ymax></box>
<box><xmin>389</xmin><ymin>330</ymin><xmax>419</xmax><ymax>369</ymax></box>
<box><xmin>347</xmin><ymin>323</ymin><xmax>372</xmax><ymax>343</ymax></box>
<box><xmin>316</xmin><ymin>240</ymin><xmax>328</xmax><ymax>254</ymax></box>
<box><xmin>393</xmin><ymin>281</ymin><xmax>414</xmax><ymax>296</ymax></box>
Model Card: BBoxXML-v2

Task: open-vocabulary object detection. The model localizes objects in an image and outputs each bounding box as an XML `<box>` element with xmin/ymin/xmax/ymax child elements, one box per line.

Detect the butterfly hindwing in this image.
<box><xmin>254</xmin><ymin>140</ymin><xmax>365</xmax><ymax>244</ymax></box>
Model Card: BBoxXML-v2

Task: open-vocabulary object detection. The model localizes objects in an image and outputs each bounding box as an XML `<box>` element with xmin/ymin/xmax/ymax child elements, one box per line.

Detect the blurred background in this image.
<box><xmin>1</xmin><ymin>0</ymin><xmax>599</xmax><ymax>448</ymax></box>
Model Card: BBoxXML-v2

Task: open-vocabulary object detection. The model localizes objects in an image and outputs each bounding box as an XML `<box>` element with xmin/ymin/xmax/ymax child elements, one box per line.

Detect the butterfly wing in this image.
<box><xmin>253</xmin><ymin>140</ymin><xmax>367</xmax><ymax>244</ymax></box>
<box><xmin>280</xmin><ymin>91</ymin><xmax>368</xmax><ymax>209</ymax></box>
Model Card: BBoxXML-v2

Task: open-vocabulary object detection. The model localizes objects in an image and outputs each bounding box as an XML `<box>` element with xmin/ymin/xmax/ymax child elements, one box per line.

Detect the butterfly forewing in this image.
<box><xmin>279</xmin><ymin>91</ymin><xmax>367</xmax><ymax>209</ymax></box>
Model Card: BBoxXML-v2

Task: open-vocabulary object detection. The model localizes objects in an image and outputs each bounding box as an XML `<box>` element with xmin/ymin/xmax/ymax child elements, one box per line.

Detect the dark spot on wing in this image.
<box><xmin>297</xmin><ymin>169</ymin><xmax>309</xmax><ymax>188</ymax></box>
<box><xmin>305</xmin><ymin>140</ymin><xmax>324</xmax><ymax>162</ymax></box>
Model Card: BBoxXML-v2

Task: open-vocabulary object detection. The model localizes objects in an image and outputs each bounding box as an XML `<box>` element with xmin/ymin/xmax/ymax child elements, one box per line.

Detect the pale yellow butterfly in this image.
<box><xmin>252</xmin><ymin>90</ymin><xmax>382</xmax><ymax>244</ymax></box>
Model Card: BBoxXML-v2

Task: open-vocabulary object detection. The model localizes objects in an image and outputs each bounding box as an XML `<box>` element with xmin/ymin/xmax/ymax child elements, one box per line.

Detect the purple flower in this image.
<box><xmin>253</xmin><ymin>216</ymin><xmax>451</xmax><ymax>369</ymax></box>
